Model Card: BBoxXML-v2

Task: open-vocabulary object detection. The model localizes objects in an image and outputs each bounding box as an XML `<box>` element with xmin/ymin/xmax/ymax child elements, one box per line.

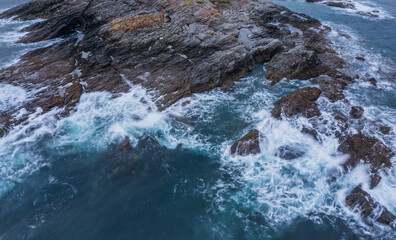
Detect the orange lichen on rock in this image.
<box><xmin>195</xmin><ymin>6</ymin><xmax>221</xmax><ymax>22</ymax></box>
<box><xmin>110</xmin><ymin>13</ymin><xmax>165</xmax><ymax>32</ymax></box>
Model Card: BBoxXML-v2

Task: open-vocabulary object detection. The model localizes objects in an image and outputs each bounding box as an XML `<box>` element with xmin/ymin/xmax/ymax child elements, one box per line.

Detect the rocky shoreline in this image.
<box><xmin>0</xmin><ymin>0</ymin><xmax>394</xmax><ymax>229</ymax></box>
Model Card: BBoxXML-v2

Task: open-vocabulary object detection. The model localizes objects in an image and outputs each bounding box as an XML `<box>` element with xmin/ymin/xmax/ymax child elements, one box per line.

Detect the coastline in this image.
<box><xmin>0</xmin><ymin>0</ymin><xmax>395</xmax><ymax>238</ymax></box>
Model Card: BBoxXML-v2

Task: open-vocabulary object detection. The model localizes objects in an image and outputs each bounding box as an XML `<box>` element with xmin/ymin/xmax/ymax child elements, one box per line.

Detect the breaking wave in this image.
<box><xmin>0</xmin><ymin>2</ymin><xmax>395</xmax><ymax>239</ymax></box>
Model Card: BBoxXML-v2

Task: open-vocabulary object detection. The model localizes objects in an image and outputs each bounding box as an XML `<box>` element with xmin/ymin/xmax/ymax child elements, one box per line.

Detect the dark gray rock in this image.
<box><xmin>265</xmin><ymin>46</ymin><xmax>320</xmax><ymax>84</ymax></box>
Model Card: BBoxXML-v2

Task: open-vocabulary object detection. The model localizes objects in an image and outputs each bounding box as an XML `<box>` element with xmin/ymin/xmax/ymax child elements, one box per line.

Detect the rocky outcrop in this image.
<box><xmin>265</xmin><ymin>46</ymin><xmax>320</xmax><ymax>84</ymax></box>
<box><xmin>271</xmin><ymin>87</ymin><xmax>322</xmax><ymax>119</ymax></box>
<box><xmin>346</xmin><ymin>186</ymin><xmax>396</xmax><ymax>228</ymax></box>
<box><xmin>230</xmin><ymin>129</ymin><xmax>262</xmax><ymax>156</ymax></box>
<box><xmin>338</xmin><ymin>133</ymin><xmax>394</xmax><ymax>189</ymax></box>
<box><xmin>311</xmin><ymin>75</ymin><xmax>350</xmax><ymax>102</ymax></box>
<box><xmin>264</xmin><ymin>29</ymin><xmax>347</xmax><ymax>85</ymax></box>
<box><xmin>0</xmin><ymin>0</ymin><xmax>344</xmax><ymax>137</ymax></box>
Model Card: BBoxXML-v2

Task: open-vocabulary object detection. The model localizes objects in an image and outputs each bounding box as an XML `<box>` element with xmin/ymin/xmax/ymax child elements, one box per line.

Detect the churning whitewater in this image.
<box><xmin>0</xmin><ymin>0</ymin><xmax>395</xmax><ymax>239</ymax></box>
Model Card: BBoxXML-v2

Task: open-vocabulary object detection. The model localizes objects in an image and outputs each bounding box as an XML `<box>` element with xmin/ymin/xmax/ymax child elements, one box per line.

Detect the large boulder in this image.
<box><xmin>339</xmin><ymin>133</ymin><xmax>394</xmax><ymax>189</ymax></box>
<box><xmin>230</xmin><ymin>129</ymin><xmax>262</xmax><ymax>156</ymax></box>
<box><xmin>346</xmin><ymin>186</ymin><xmax>396</xmax><ymax>228</ymax></box>
<box><xmin>271</xmin><ymin>87</ymin><xmax>322</xmax><ymax>119</ymax></box>
<box><xmin>265</xmin><ymin>46</ymin><xmax>321</xmax><ymax>85</ymax></box>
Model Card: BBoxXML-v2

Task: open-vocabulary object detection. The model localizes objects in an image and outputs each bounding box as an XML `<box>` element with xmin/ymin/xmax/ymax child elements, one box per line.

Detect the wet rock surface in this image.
<box><xmin>346</xmin><ymin>186</ymin><xmax>396</xmax><ymax>228</ymax></box>
<box><xmin>301</xmin><ymin>127</ymin><xmax>319</xmax><ymax>140</ymax></box>
<box><xmin>271</xmin><ymin>87</ymin><xmax>322</xmax><ymax>119</ymax></box>
<box><xmin>355</xmin><ymin>56</ymin><xmax>366</xmax><ymax>61</ymax></box>
<box><xmin>230</xmin><ymin>129</ymin><xmax>261</xmax><ymax>156</ymax></box>
<box><xmin>118</xmin><ymin>136</ymin><xmax>133</xmax><ymax>151</ymax></box>
<box><xmin>338</xmin><ymin>133</ymin><xmax>394</xmax><ymax>189</ymax></box>
<box><xmin>311</xmin><ymin>75</ymin><xmax>349</xmax><ymax>102</ymax></box>
<box><xmin>350</xmin><ymin>106</ymin><xmax>364</xmax><ymax>119</ymax></box>
<box><xmin>325</xmin><ymin>2</ymin><xmax>355</xmax><ymax>9</ymax></box>
<box><xmin>276</xmin><ymin>145</ymin><xmax>306</xmax><ymax>160</ymax></box>
<box><xmin>366</xmin><ymin>77</ymin><xmax>377</xmax><ymax>86</ymax></box>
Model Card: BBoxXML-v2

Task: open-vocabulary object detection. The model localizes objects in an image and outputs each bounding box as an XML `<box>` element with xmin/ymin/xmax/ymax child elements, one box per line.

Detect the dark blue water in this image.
<box><xmin>0</xmin><ymin>0</ymin><xmax>395</xmax><ymax>239</ymax></box>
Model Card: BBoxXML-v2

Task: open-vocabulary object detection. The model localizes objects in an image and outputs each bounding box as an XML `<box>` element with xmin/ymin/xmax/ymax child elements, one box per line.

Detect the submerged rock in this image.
<box><xmin>230</xmin><ymin>129</ymin><xmax>262</xmax><ymax>156</ymax></box>
<box><xmin>366</xmin><ymin>77</ymin><xmax>377</xmax><ymax>86</ymax></box>
<box><xmin>275</xmin><ymin>145</ymin><xmax>306</xmax><ymax>160</ymax></box>
<box><xmin>271</xmin><ymin>87</ymin><xmax>322</xmax><ymax>119</ymax></box>
<box><xmin>118</xmin><ymin>136</ymin><xmax>132</xmax><ymax>151</ymax></box>
<box><xmin>301</xmin><ymin>127</ymin><xmax>319</xmax><ymax>140</ymax></box>
<box><xmin>355</xmin><ymin>56</ymin><xmax>366</xmax><ymax>61</ymax></box>
<box><xmin>379</xmin><ymin>125</ymin><xmax>391</xmax><ymax>135</ymax></box>
<box><xmin>311</xmin><ymin>75</ymin><xmax>351</xmax><ymax>102</ymax></box>
<box><xmin>325</xmin><ymin>2</ymin><xmax>355</xmax><ymax>9</ymax></box>
<box><xmin>350</xmin><ymin>106</ymin><xmax>364</xmax><ymax>119</ymax></box>
<box><xmin>346</xmin><ymin>186</ymin><xmax>396</xmax><ymax>228</ymax></box>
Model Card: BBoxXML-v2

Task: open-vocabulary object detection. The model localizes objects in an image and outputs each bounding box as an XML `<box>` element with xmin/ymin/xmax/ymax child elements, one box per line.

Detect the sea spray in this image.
<box><xmin>0</xmin><ymin>0</ymin><xmax>395</xmax><ymax>239</ymax></box>
<box><xmin>0</xmin><ymin>17</ymin><xmax>60</xmax><ymax>70</ymax></box>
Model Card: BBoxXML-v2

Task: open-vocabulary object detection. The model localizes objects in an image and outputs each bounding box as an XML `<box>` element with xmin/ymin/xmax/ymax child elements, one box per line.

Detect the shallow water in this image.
<box><xmin>0</xmin><ymin>0</ymin><xmax>395</xmax><ymax>239</ymax></box>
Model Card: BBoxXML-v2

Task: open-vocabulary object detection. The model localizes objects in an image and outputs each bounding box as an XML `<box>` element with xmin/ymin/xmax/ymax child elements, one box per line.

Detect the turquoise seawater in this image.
<box><xmin>0</xmin><ymin>0</ymin><xmax>395</xmax><ymax>239</ymax></box>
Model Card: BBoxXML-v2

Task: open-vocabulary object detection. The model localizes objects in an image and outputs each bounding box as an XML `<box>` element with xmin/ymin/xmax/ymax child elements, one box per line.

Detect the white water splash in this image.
<box><xmin>0</xmin><ymin>84</ymin><xmax>28</xmax><ymax>111</ymax></box>
<box><xmin>0</xmin><ymin>18</ymin><xmax>60</xmax><ymax>70</ymax></box>
<box><xmin>53</xmin><ymin>85</ymin><xmax>170</xmax><ymax>151</ymax></box>
<box><xmin>170</xmin><ymin>72</ymin><xmax>396</xmax><ymax>238</ymax></box>
<box><xmin>0</xmin><ymin>2</ymin><xmax>394</xmax><ymax>239</ymax></box>
<box><xmin>312</xmin><ymin>0</ymin><xmax>394</xmax><ymax>20</ymax></box>
<box><xmin>0</xmin><ymin>83</ymin><xmax>206</xmax><ymax>197</ymax></box>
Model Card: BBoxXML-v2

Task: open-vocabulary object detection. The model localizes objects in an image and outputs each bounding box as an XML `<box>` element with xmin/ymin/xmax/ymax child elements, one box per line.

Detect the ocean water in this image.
<box><xmin>0</xmin><ymin>0</ymin><xmax>395</xmax><ymax>239</ymax></box>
